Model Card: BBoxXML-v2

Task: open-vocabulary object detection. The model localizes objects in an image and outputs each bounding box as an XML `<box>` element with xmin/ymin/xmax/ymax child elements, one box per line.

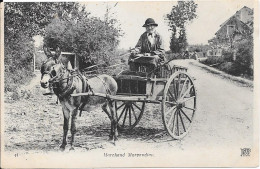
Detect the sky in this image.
<box><xmin>81</xmin><ymin>0</ymin><xmax>255</xmax><ymax>50</ymax></box>
<box><xmin>34</xmin><ymin>0</ymin><xmax>255</xmax><ymax>50</ymax></box>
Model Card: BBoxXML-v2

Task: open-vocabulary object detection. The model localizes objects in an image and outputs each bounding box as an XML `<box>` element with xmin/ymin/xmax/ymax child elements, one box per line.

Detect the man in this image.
<box><xmin>130</xmin><ymin>18</ymin><xmax>166</xmax><ymax>61</ymax></box>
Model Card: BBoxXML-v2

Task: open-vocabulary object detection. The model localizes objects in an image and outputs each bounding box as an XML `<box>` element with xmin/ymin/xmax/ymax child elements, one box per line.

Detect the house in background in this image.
<box><xmin>208</xmin><ymin>6</ymin><xmax>253</xmax><ymax>50</ymax></box>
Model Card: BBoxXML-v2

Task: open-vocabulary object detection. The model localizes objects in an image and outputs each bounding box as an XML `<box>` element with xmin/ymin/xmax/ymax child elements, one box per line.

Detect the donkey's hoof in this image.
<box><xmin>69</xmin><ymin>147</ymin><xmax>75</xmax><ymax>151</ymax></box>
<box><xmin>108</xmin><ymin>135</ymin><xmax>113</xmax><ymax>141</ymax></box>
<box><xmin>60</xmin><ymin>145</ymin><xmax>66</xmax><ymax>151</ymax></box>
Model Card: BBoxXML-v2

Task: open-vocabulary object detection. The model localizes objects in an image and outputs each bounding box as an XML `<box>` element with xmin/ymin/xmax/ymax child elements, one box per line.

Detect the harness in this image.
<box><xmin>78</xmin><ymin>75</ymin><xmax>111</xmax><ymax>117</ymax></box>
<box><xmin>43</xmin><ymin>62</ymin><xmax>110</xmax><ymax>117</ymax></box>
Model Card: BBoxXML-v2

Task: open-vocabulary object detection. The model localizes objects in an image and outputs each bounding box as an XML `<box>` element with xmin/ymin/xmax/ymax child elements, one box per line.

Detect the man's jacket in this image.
<box><xmin>135</xmin><ymin>31</ymin><xmax>165</xmax><ymax>56</ymax></box>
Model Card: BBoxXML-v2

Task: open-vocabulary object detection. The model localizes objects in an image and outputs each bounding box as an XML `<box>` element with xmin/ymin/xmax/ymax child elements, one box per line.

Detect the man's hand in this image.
<box><xmin>130</xmin><ymin>48</ymin><xmax>140</xmax><ymax>55</ymax></box>
<box><xmin>152</xmin><ymin>50</ymin><xmax>162</xmax><ymax>55</ymax></box>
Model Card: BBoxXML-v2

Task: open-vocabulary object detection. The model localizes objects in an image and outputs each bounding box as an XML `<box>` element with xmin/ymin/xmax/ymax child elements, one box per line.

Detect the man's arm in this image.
<box><xmin>132</xmin><ymin>35</ymin><xmax>143</xmax><ymax>54</ymax></box>
<box><xmin>157</xmin><ymin>35</ymin><xmax>165</xmax><ymax>54</ymax></box>
<box><xmin>153</xmin><ymin>35</ymin><xmax>166</xmax><ymax>60</ymax></box>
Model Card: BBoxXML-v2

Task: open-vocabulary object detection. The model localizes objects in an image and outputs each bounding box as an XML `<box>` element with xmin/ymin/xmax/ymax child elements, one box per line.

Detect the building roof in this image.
<box><xmin>215</xmin><ymin>16</ymin><xmax>251</xmax><ymax>36</ymax></box>
<box><xmin>219</xmin><ymin>6</ymin><xmax>253</xmax><ymax>27</ymax></box>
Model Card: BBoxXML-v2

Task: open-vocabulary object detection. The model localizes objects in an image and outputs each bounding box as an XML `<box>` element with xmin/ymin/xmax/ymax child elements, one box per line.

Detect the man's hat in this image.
<box><xmin>142</xmin><ymin>18</ymin><xmax>158</xmax><ymax>27</ymax></box>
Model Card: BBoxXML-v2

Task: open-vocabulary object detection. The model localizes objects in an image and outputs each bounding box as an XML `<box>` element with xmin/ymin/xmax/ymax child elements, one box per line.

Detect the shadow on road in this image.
<box><xmin>5</xmin><ymin>124</ymin><xmax>174</xmax><ymax>152</ymax></box>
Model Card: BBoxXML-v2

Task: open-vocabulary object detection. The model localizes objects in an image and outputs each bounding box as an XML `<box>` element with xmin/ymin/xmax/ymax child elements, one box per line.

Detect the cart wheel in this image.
<box><xmin>115</xmin><ymin>101</ymin><xmax>145</xmax><ymax>131</ymax></box>
<box><xmin>162</xmin><ymin>72</ymin><xmax>197</xmax><ymax>139</ymax></box>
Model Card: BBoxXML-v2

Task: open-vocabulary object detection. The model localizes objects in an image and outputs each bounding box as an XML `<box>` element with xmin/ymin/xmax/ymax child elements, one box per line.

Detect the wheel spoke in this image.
<box><xmin>118</xmin><ymin>106</ymin><xmax>127</xmax><ymax>122</ymax></box>
<box><xmin>133</xmin><ymin>103</ymin><xmax>142</xmax><ymax>111</ymax></box>
<box><xmin>173</xmin><ymin>80</ymin><xmax>178</xmax><ymax>98</ymax></box>
<box><xmin>172</xmin><ymin>110</ymin><xmax>177</xmax><ymax>133</ymax></box>
<box><xmin>129</xmin><ymin>107</ymin><xmax>132</xmax><ymax>126</ymax></box>
<box><xmin>179</xmin><ymin>108</ymin><xmax>192</xmax><ymax>123</ymax></box>
<box><xmin>122</xmin><ymin>107</ymin><xmax>128</xmax><ymax>127</ymax></box>
<box><xmin>182</xmin><ymin>96</ymin><xmax>196</xmax><ymax>102</ymax></box>
<box><xmin>179</xmin><ymin>110</ymin><xmax>186</xmax><ymax>132</ymax></box>
<box><xmin>116</xmin><ymin>102</ymin><xmax>126</xmax><ymax>110</ymax></box>
<box><xmin>165</xmin><ymin>101</ymin><xmax>176</xmax><ymax>106</ymax></box>
<box><xmin>177</xmin><ymin>74</ymin><xmax>181</xmax><ymax>97</ymax></box>
<box><xmin>168</xmin><ymin>89</ymin><xmax>175</xmax><ymax>100</ymax></box>
<box><xmin>176</xmin><ymin>110</ymin><xmax>180</xmax><ymax>136</ymax></box>
<box><xmin>167</xmin><ymin>108</ymin><xmax>178</xmax><ymax>127</ymax></box>
<box><xmin>180</xmin><ymin>85</ymin><xmax>194</xmax><ymax>99</ymax></box>
<box><xmin>165</xmin><ymin>106</ymin><xmax>177</xmax><ymax>117</ymax></box>
<box><xmin>183</xmin><ymin>106</ymin><xmax>195</xmax><ymax>111</ymax></box>
<box><xmin>130</xmin><ymin>104</ymin><xmax>138</xmax><ymax>121</ymax></box>
<box><xmin>179</xmin><ymin>76</ymin><xmax>188</xmax><ymax>97</ymax></box>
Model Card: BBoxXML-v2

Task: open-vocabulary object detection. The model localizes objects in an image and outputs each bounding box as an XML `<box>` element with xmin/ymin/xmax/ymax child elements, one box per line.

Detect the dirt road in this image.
<box><xmin>4</xmin><ymin>60</ymin><xmax>254</xmax><ymax>157</ymax></box>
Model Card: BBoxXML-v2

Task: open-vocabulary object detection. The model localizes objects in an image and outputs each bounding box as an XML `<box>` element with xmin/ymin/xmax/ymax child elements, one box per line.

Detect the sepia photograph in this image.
<box><xmin>1</xmin><ymin>0</ymin><xmax>259</xmax><ymax>168</ymax></box>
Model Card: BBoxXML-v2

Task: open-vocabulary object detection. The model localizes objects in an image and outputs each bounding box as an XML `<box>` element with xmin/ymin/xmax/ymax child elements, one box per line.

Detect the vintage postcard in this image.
<box><xmin>1</xmin><ymin>0</ymin><xmax>259</xmax><ymax>168</ymax></box>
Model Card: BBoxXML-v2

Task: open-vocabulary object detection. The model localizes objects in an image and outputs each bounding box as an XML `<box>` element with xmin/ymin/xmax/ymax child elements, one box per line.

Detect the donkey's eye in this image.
<box><xmin>51</xmin><ymin>69</ymin><xmax>56</xmax><ymax>77</ymax></box>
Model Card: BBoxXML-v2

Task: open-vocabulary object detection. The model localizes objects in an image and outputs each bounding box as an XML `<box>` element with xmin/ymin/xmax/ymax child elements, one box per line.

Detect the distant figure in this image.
<box><xmin>192</xmin><ymin>51</ymin><xmax>198</xmax><ymax>60</ymax></box>
<box><xmin>184</xmin><ymin>50</ymin><xmax>189</xmax><ymax>59</ymax></box>
<box><xmin>130</xmin><ymin>18</ymin><xmax>166</xmax><ymax>61</ymax></box>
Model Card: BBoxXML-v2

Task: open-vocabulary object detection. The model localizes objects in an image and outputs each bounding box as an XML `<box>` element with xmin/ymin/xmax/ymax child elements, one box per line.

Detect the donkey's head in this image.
<box><xmin>40</xmin><ymin>45</ymin><xmax>64</xmax><ymax>88</ymax></box>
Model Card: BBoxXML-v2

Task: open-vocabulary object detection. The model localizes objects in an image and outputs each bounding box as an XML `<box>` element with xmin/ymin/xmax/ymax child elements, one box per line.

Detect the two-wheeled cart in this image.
<box><xmin>73</xmin><ymin>54</ymin><xmax>197</xmax><ymax>139</ymax></box>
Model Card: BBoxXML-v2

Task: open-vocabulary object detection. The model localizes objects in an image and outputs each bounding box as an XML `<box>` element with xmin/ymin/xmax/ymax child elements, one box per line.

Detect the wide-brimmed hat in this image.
<box><xmin>142</xmin><ymin>18</ymin><xmax>158</xmax><ymax>27</ymax></box>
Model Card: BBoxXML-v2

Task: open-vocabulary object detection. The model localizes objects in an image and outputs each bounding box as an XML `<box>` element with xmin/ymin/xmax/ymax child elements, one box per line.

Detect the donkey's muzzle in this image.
<box><xmin>41</xmin><ymin>81</ymin><xmax>49</xmax><ymax>88</ymax></box>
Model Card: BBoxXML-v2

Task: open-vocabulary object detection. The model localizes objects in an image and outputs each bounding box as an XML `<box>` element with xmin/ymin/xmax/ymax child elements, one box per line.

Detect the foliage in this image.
<box><xmin>44</xmin><ymin>6</ymin><xmax>122</xmax><ymax>69</ymax></box>
<box><xmin>5</xmin><ymin>2</ymin><xmax>77</xmax><ymax>39</ymax></box>
<box><xmin>202</xmin><ymin>39</ymin><xmax>253</xmax><ymax>79</ymax></box>
<box><xmin>4</xmin><ymin>2</ymin><xmax>79</xmax><ymax>92</ymax></box>
<box><xmin>166</xmin><ymin>1</ymin><xmax>198</xmax><ymax>53</ymax></box>
<box><xmin>232</xmin><ymin>40</ymin><xmax>253</xmax><ymax>77</ymax></box>
<box><xmin>169</xmin><ymin>33</ymin><xmax>179</xmax><ymax>53</ymax></box>
<box><xmin>222</xmin><ymin>50</ymin><xmax>233</xmax><ymax>62</ymax></box>
<box><xmin>4</xmin><ymin>32</ymin><xmax>35</xmax><ymax>92</ymax></box>
<box><xmin>189</xmin><ymin>44</ymin><xmax>211</xmax><ymax>53</ymax></box>
<box><xmin>201</xmin><ymin>56</ymin><xmax>225</xmax><ymax>65</ymax></box>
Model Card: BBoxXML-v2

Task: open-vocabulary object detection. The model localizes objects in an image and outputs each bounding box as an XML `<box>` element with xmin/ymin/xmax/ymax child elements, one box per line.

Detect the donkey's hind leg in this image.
<box><xmin>108</xmin><ymin>100</ymin><xmax>118</xmax><ymax>142</ymax></box>
<box><xmin>102</xmin><ymin>102</ymin><xmax>114</xmax><ymax>140</ymax></box>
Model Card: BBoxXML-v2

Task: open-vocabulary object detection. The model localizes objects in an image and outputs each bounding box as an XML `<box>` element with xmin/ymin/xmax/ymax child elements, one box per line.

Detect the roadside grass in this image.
<box><xmin>191</xmin><ymin>61</ymin><xmax>253</xmax><ymax>88</ymax></box>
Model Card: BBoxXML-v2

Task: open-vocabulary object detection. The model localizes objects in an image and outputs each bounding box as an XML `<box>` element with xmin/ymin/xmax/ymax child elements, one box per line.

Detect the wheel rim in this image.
<box><xmin>162</xmin><ymin>72</ymin><xmax>196</xmax><ymax>139</ymax></box>
<box><xmin>115</xmin><ymin>101</ymin><xmax>145</xmax><ymax>130</ymax></box>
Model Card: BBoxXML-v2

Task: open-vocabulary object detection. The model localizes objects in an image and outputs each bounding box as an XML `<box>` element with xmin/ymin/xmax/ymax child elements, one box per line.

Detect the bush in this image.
<box><xmin>232</xmin><ymin>40</ymin><xmax>253</xmax><ymax>78</ymax></box>
<box><xmin>4</xmin><ymin>32</ymin><xmax>35</xmax><ymax>92</ymax></box>
<box><xmin>5</xmin><ymin>69</ymin><xmax>34</xmax><ymax>92</ymax></box>
<box><xmin>217</xmin><ymin>62</ymin><xmax>235</xmax><ymax>74</ymax></box>
<box><xmin>206</xmin><ymin>40</ymin><xmax>253</xmax><ymax>80</ymax></box>
<box><xmin>201</xmin><ymin>55</ymin><xmax>224</xmax><ymax>65</ymax></box>
<box><xmin>222</xmin><ymin>50</ymin><xmax>233</xmax><ymax>62</ymax></box>
<box><xmin>44</xmin><ymin>15</ymin><xmax>122</xmax><ymax>70</ymax></box>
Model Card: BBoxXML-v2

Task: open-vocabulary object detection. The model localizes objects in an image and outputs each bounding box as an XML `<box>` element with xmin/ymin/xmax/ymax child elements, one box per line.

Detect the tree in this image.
<box><xmin>44</xmin><ymin>5</ymin><xmax>122</xmax><ymax>69</ymax></box>
<box><xmin>4</xmin><ymin>2</ymin><xmax>79</xmax><ymax>92</ymax></box>
<box><xmin>166</xmin><ymin>1</ymin><xmax>198</xmax><ymax>53</ymax></box>
<box><xmin>170</xmin><ymin>33</ymin><xmax>179</xmax><ymax>53</ymax></box>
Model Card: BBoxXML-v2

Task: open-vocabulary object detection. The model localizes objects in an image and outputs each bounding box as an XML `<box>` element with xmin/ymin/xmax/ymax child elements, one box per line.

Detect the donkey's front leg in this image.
<box><xmin>70</xmin><ymin>108</ymin><xmax>78</xmax><ymax>150</ymax></box>
<box><xmin>60</xmin><ymin>107</ymin><xmax>70</xmax><ymax>151</ymax></box>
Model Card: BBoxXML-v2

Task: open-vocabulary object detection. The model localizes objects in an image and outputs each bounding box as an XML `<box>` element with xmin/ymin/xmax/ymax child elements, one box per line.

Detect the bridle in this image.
<box><xmin>42</xmin><ymin>59</ymin><xmax>70</xmax><ymax>87</ymax></box>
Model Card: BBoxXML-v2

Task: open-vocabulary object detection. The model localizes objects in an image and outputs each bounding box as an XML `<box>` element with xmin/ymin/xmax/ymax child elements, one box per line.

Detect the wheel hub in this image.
<box><xmin>176</xmin><ymin>102</ymin><xmax>185</xmax><ymax>109</ymax></box>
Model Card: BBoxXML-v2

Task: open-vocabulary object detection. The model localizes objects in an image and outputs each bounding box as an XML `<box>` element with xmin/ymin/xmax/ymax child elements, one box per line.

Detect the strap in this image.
<box><xmin>95</xmin><ymin>76</ymin><xmax>111</xmax><ymax>97</ymax></box>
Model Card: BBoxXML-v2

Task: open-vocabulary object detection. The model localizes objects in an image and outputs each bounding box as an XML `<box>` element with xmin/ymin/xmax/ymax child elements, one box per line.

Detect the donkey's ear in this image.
<box><xmin>54</xmin><ymin>45</ymin><xmax>61</xmax><ymax>60</ymax></box>
<box><xmin>43</xmin><ymin>44</ymin><xmax>53</xmax><ymax>58</ymax></box>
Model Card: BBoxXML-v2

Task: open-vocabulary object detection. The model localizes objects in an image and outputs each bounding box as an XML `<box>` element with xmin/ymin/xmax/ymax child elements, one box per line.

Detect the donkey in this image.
<box><xmin>40</xmin><ymin>46</ymin><xmax>118</xmax><ymax>150</ymax></box>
